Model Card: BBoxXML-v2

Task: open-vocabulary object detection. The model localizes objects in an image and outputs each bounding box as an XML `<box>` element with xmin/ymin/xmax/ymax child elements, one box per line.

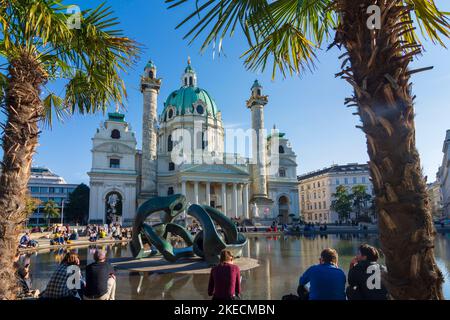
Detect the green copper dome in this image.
<box><xmin>162</xmin><ymin>86</ymin><xmax>220</xmax><ymax>120</ymax></box>
<box><xmin>108</xmin><ymin>112</ymin><xmax>125</xmax><ymax>122</ymax></box>
<box><xmin>145</xmin><ymin>60</ymin><xmax>156</xmax><ymax>70</ymax></box>
<box><xmin>251</xmin><ymin>79</ymin><xmax>262</xmax><ymax>89</ymax></box>
<box><xmin>185</xmin><ymin>64</ymin><xmax>195</xmax><ymax>73</ymax></box>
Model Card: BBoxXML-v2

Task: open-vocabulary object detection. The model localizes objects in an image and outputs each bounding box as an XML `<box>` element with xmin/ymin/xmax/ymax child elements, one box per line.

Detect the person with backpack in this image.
<box><xmin>346</xmin><ymin>244</ymin><xmax>389</xmax><ymax>300</ymax></box>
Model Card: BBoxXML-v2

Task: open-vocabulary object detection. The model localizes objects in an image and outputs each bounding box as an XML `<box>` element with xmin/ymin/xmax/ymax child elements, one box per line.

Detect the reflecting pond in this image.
<box><xmin>24</xmin><ymin>233</ymin><xmax>450</xmax><ymax>300</ymax></box>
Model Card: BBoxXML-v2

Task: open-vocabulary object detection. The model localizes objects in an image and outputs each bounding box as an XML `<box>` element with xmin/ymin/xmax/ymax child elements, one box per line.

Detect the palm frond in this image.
<box><xmin>407</xmin><ymin>0</ymin><xmax>450</xmax><ymax>47</ymax></box>
<box><xmin>166</xmin><ymin>0</ymin><xmax>270</xmax><ymax>52</ymax></box>
<box><xmin>167</xmin><ymin>0</ymin><xmax>335</xmax><ymax>77</ymax></box>
<box><xmin>0</xmin><ymin>0</ymin><xmax>140</xmax><ymax>127</ymax></box>
<box><xmin>168</xmin><ymin>0</ymin><xmax>449</xmax><ymax>79</ymax></box>
<box><xmin>42</xmin><ymin>93</ymin><xmax>68</xmax><ymax>129</ymax></box>
<box><xmin>242</xmin><ymin>23</ymin><xmax>318</xmax><ymax>79</ymax></box>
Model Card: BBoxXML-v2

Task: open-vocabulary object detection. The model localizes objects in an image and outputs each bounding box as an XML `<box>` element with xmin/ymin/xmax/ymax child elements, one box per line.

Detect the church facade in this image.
<box><xmin>88</xmin><ymin>60</ymin><xmax>300</xmax><ymax>226</ymax></box>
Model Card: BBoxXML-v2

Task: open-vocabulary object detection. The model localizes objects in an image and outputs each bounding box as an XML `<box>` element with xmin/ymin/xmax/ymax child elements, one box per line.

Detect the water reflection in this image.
<box><xmin>26</xmin><ymin>234</ymin><xmax>450</xmax><ymax>300</ymax></box>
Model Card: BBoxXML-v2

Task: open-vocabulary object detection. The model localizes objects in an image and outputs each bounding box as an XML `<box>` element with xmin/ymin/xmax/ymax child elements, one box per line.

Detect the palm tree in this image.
<box><xmin>167</xmin><ymin>0</ymin><xmax>450</xmax><ymax>299</ymax></box>
<box><xmin>0</xmin><ymin>1</ymin><xmax>139</xmax><ymax>299</ymax></box>
<box><xmin>42</xmin><ymin>200</ymin><xmax>60</xmax><ymax>226</ymax></box>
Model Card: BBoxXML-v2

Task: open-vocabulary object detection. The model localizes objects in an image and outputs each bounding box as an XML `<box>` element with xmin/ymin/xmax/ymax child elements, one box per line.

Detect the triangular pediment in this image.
<box><xmin>94</xmin><ymin>142</ymin><xmax>135</xmax><ymax>154</ymax></box>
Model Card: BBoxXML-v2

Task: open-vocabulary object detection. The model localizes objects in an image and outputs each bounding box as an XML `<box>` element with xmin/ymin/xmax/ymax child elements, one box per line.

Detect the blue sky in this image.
<box><xmin>1</xmin><ymin>0</ymin><xmax>450</xmax><ymax>185</ymax></box>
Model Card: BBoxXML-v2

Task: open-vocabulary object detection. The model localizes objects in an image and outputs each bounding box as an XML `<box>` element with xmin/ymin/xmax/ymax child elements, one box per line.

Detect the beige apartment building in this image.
<box><xmin>427</xmin><ymin>180</ymin><xmax>443</xmax><ymax>218</ymax></box>
<box><xmin>437</xmin><ymin>130</ymin><xmax>450</xmax><ymax>218</ymax></box>
<box><xmin>297</xmin><ymin>163</ymin><xmax>373</xmax><ymax>223</ymax></box>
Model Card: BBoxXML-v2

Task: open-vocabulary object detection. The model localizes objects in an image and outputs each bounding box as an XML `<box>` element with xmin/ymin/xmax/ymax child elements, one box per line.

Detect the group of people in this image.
<box><xmin>19</xmin><ymin>223</ymin><xmax>134</xmax><ymax>249</ymax></box>
<box><xmin>19</xmin><ymin>231</ymin><xmax>39</xmax><ymax>248</ymax></box>
<box><xmin>265</xmin><ymin>220</ymin><xmax>289</xmax><ymax>232</ymax></box>
<box><xmin>50</xmin><ymin>225</ymin><xmax>80</xmax><ymax>245</ymax></box>
<box><xmin>18</xmin><ymin>249</ymin><xmax>117</xmax><ymax>300</ymax></box>
<box><xmin>207</xmin><ymin>244</ymin><xmax>389</xmax><ymax>300</ymax></box>
<box><xmin>187</xmin><ymin>222</ymin><xmax>201</xmax><ymax>235</ymax></box>
<box><xmin>15</xmin><ymin>241</ymin><xmax>388</xmax><ymax>301</ymax></box>
<box><xmin>86</xmin><ymin>224</ymin><xmax>132</xmax><ymax>242</ymax></box>
<box><xmin>294</xmin><ymin>244</ymin><xmax>388</xmax><ymax>300</ymax></box>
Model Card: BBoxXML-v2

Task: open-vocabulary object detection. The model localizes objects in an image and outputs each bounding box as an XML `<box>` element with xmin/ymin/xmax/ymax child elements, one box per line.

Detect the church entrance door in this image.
<box><xmin>278</xmin><ymin>196</ymin><xmax>289</xmax><ymax>224</ymax></box>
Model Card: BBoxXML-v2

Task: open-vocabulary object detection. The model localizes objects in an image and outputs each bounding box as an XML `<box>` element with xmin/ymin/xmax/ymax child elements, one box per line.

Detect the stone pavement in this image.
<box><xmin>111</xmin><ymin>256</ymin><xmax>259</xmax><ymax>274</ymax></box>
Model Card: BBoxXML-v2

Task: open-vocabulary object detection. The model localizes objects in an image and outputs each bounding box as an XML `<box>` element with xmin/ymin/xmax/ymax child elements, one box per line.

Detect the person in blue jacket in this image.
<box><xmin>298</xmin><ymin>248</ymin><xmax>346</xmax><ymax>300</ymax></box>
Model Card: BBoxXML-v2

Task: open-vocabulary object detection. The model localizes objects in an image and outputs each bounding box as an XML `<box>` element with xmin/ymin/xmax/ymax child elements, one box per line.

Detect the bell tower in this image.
<box><xmin>247</xmin><ymin>80</ymin><xmax>273</xmax><ymax>219</ymax></box>
<box><xmin>140</xmin><ymin>60</ymin><xmax>161</xmax><ymax>201</ymax></box>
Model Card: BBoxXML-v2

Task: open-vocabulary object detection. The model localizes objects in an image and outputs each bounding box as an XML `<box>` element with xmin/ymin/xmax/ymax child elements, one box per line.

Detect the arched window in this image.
<box><xmin>168</xmin><ymin>135</ymin><xmax>173</xmax><ymax>152</ymax></box>
<box><xmin>279</xmin><ymin>145</ymin><xmax>285</xmax><ymax>154</ymax></box>
<box><xmin>184</xmin><ymin>78</ymin><xmax>187</xmax><ymax>86</ymax></box>
<box><xmin>279</xmin><ymin>168</ymin><xmax>286</xmax><ymax>177</ymax></box>
<box><xmin>202</xmin><ymin>132</ymin><xmax>207</xmax><ymax>150</ymax></box>
<box><xmin>169</xmin><ymin>162</ymin><xmax>175</xmax><ymax>171</ymax></box>
<box><xmin>168</xmin><ymin>187</ymin><xmax>174</xmax><ymax>195</ymax></box>
<box><xmin>189</xmin><ymin>77</ymin><xmax>193</xmax><ymax>86</ymax></box>
<box><xmin>111</xmin><ymin>129</ymin><xmax>121</xmax><ymax>139</ymax></box>
<box><xmin>196</xmin><ymin>131</ymin><xmax>205</xmax><ymax>150</ymax></box>
<box><xmin>257</xmin><ymin>89</ymin><xmax>261</xmax><ymax>96</ymax></box>
<box><xmin>149</xmin><ymin>71</ymin><xmax>154</xmax><ymax>79</ymax></box>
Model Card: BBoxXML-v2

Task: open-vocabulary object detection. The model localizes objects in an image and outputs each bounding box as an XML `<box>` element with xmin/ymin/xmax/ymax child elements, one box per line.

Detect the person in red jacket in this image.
<box><xmin>208</xmin><ymin>250</ymin><xmax>241</xmax><ymax>300</ymax></box>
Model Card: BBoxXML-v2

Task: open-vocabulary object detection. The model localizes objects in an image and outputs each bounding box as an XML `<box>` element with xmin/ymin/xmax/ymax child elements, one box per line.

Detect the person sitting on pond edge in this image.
<box><xmin>346</xmin><ymin>244</ymin><xmax>389</xmax><ymax>300</ymax></box>
<box><xmin>208</xmin><ymin>249</ymin><xmax>241</xmax><ymax>300</ymax></box>
<box><xmin>83</xmin><ymin>249</ymin><xmax>116</xmax><ymax>300</ymax></box>
<box><xmin>298</xmin><ymin>248</ymin><xmax>346</xmax><ymax>300</ymax></box>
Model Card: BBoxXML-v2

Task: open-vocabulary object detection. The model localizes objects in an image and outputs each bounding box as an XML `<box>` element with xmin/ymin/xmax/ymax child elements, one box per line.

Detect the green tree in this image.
<box><xmin>65</xmin><ymin>183</ymin><xmax>90</xmax><ymax>224</ymax></box>
<box><xmin>167</xmin><ymin>0</ymin><xmax>449</xmax><ymax>299</ymax></box>
<box><xmin>42</xmin><ymin>200</ymin><xmax>60</xmax><ymax>226</ymax></box>
<box><xmin>351</xmin><ymin>185</ymin><xmax>373</xmax><ymax>221</ymax></box>
<box><xmin>0</xmin><ymin>1</ymin><xmax>139</xmax><ymax>299</ymax></box>
<box><xmin>23</xmin><ymin>193</ymin><xmax>41</xmax><ymax>218</ymax></box>
<box><xmin>331</xmin><ymin>185</ymin><xmax>353</xmax><ymax>223</ymax></box>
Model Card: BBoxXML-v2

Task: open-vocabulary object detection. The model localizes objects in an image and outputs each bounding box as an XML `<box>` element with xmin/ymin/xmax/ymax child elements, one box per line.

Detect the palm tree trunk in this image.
<box><xmin>333</xmin><ymin>0</ymin><xmax>444</xmax><ymax>299</ymax></box>
<box><xmin>0</xmin><ymin>51</ymin><xmax>46</xmax><ymax>299</ymax></box>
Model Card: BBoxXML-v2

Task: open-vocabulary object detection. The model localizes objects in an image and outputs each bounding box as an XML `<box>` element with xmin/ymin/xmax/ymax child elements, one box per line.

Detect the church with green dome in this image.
<box><xmin>88</xmin><ymin>59</ymin><xmax>300</xmax><ymax>226</ymax></box>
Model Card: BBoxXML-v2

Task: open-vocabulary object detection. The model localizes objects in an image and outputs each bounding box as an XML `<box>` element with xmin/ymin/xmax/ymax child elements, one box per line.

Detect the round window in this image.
<box><xmin>196</xmin><ymin>105</ymin><xmax>204</xmax><ymax>115</ymax></box>
<box><xmin>111</xmin><ymin>129</ymin><xmax>121</xmax><ymax>139</ymax></box>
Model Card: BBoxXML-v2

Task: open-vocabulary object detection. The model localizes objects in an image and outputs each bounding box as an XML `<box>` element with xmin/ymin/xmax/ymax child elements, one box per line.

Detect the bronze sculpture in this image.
<box><xmin>130</xmin><ymin>194</ymin><xmax>247</xmax><ymax>265</ymax></box>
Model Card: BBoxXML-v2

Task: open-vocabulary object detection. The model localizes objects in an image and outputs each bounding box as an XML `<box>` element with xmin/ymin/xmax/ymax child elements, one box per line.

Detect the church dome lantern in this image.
<box><xmin>144</xmin><ymin>59</ymin><xmax>157</xmax><ymax>79</ymax></box>
<box><xmin>162</xmin><ymin>58</ymin><xmax>220</xmax><ymax>121</ymax></box>
<box><xmin>182</xmin><ymin>57</ymin><xmax>197</xmax><ymax>87</ymax></box>
<box><xmin>251</xmin><ymin>79</ymin><xmax>263</xmax><ymax>97</ymax></box>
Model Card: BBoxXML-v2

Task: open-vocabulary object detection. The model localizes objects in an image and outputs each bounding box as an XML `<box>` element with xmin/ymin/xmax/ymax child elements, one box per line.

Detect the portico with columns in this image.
<box><xmin>157</xmin><ymin>164</ymin><xmax>250</xmax><ymax>219</ymax></box>
<box><xmin>180</xmin><ymin>180</ymin><xmax>249</xmax><ymax>219</ymax></box>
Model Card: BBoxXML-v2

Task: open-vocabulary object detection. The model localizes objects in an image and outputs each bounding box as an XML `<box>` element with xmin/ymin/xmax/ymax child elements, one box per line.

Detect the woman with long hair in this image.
<box><xmin>208</xmin><ymin>250</ymin><xmax>241</xmax><ymax>300</ymax></box>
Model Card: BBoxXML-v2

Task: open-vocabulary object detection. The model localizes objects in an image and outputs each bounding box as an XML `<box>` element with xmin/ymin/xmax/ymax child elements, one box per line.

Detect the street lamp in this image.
<box><xmin>60</xmin><ymin>199</ymin><xmax>64</xmax><ymax>225</ymax></box>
